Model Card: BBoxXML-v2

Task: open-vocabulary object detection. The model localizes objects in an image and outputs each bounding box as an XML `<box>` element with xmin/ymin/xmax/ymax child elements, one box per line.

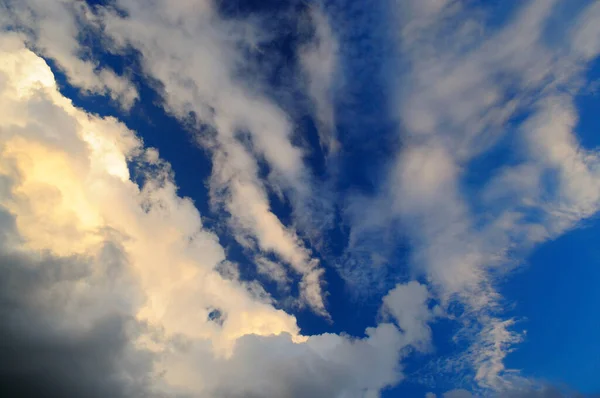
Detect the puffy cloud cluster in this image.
<box><xmin>3</xmin><ymin>0</ymin><xmax>335</xmax><ymax>317</ymax></box>
<box><xmin>0</xmin><ymin>31</ymin><xmax>434</xmax><ymax>397</ymax></box>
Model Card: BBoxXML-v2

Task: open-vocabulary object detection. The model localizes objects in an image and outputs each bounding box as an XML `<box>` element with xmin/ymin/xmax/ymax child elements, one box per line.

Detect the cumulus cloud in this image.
<box><xmin>165</xmin><ymin>322</ymin><xmax>410</xmax><ymax>398</ymax></box>
<box><xmin>2</xmin><ymin>0</ymin><xmax>334</xmax><ymax>316</ymax></box>
<box><xmin>0</xmin><ymin>30</ymin><xmax>434</xmax><ymax>398</ymax></box>
<box><xmin>0</xmin><ymin>34</ymin><xmax>290</xmax><ymax>394</ymax></box>
<box><xmin>3</xmin><ymin>0</ymin><xmax>599</xmax><ymax>396</ymax></box>
<box><xmin>382</xmin><ymin>281</ymin><xmax>434</xmax><ymax>352</ymax></box>
<box><xmin>0</xmin><ymin>39</ymin><xmax>153</xmax><ymax>398</ymax></box>
<box><xmin>0</xmin><ymin>237</ymin><xmax>156</xmax><ymax>398</ymax></box>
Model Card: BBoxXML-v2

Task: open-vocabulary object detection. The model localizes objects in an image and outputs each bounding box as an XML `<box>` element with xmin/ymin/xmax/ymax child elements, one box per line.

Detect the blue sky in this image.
<box><xmin>0</xmin><ymin>0</ymin><xmax>599</xmax><ymax>397</ymax></box>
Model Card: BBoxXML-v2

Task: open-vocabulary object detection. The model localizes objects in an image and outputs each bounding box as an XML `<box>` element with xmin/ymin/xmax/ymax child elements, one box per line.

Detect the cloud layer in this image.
<box><xmin>1</xmin><ymin>0</ymin><xmax>600</xmax><ymax>396</ymax></box>
<box><xmin>0</xmin><ymin>29</ymin><xmax>434</xmax><ymax>397</ymax></box>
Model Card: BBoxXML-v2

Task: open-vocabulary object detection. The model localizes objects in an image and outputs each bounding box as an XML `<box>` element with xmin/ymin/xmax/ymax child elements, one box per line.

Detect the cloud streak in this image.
<box><xmin>357</xmin><ymin>0</ymin><xmax>600</xmax><ymax>389</ymax></box>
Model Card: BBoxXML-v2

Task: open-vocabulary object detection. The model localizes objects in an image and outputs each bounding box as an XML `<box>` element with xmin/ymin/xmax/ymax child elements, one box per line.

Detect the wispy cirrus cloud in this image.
<box><xmin>299</xmin><ymin>4</ymin><xmax>340</xmax><ymax>154</ymax></box>
<box><xmin>2</xmin><ymin>0</ymin><xmax>138</xmax><ymax>107</ymax></box>
<box><xmin>97</xmin><ymin>0</ymin><xmax>336</xmax><ymax>316</ymax></box>
<box><xmin>345</xmin><ymin>0</ymin><xmax>600</xmax><ymax>390</ymax></box>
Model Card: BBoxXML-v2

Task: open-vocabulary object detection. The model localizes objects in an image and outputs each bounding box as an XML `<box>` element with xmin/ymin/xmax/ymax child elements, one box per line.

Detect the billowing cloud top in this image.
<box><xmin>0</xmin><ymin>0</ymin><xmax>599</xmax><ymax>397</ymax></box>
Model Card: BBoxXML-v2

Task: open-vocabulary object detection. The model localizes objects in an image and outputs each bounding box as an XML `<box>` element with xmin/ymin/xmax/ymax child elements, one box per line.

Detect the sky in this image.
<box><xmin>0</xmin><ymin>0</ymin><xmax>599</xmax><ymax>397</ymax></box>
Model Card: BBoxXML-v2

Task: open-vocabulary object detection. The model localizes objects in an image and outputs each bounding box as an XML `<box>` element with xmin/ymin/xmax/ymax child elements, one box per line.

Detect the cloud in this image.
<box><xmin>467</xmin><ymin>318</ymin><xmax>525</xmax><ymax>390</ymax></box>
<box><xmin>299</xmin><ymin>4</ymin><xmax>340</xmax><ymax>154</ymax></box>
<box><xmin>164</xmin><ymin>322</ymin><xmax>409</xmax><ymax>398</ymax></box>
<box><xmin>95</xmin><ymin>0</ymin><xmax>332</xmax><ymax>315</ymax></box>
<box><xmin>209</xmin><ymin>138</ymin><xmax>328</xmax><ymax>315</ymax></box>
<box><xmin>3</xmin><ymin>0</ymin><xmax>599</xmax><ymax>395</ymax></box>
<box><xmin>2</xmin><ymin>0</ymin><xmax>138</xmax><ymax>108</ymax></box>
<box><xmin>0</xmin><ymin>29</ymin><xmax>434</xmax><ymax>398</ymax></box>
<box><xmin>343</xmin><ymin>0</ymin><xmax>600</xmax><ymax>389</ymax></box>
<box><xmin>382</xmin><ymin>281</ymin><xmax>434</xmax><ymax>352</ymax></box>
<box><xmin>443</xmin><ymin>390</ymin><xmax>474</xmax><ymax>398</ymax></box>
<box><xmin>0</xmin><ymin>43</ymin><xmax>154</xmax><ymax>396</ymax></box>
<box><xmin>0</xmin><ymin>235</ymin><xmax>156</xmax><ymax>398</ymax></box>
<box><xmin>255</xmin><ymin>256</ymin><xmax>291</xmax><ymax>288</ymax></box>
<box><xmin>571</xmin><ymin>1</ymin><xmax>600</xmax><ymax>60</ymax></box>
<box><xmin>3</xmin><ymin>0</ymin><xmax>332</xmax><ymax>315</ymax></box>
<box><xmin>162</xmin><ymin>282</ymin><xmax>434</xmax><ymax>397</ymax></box>
<box><xmin>0</xmin><ymin>34</ymin><xmax>292</xmax><ymax>392</ymax></box>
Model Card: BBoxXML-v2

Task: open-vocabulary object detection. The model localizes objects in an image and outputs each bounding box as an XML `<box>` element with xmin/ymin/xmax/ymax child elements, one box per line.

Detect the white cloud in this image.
<box><xmin>3</xmin><ymin>1</ymin><xmax>331</xmax><ymax>316</ymax></box>
<box><xmin>438</xmin><ymin>385</ymin><xmax>580</xmax><ymax>398</ymax></box>
<box><xmin>255</xmin><ymin>256</ymin><xmax>291</xmax><ymax>287</ymax></box>
<box><xmin>209</xmin><ymin>138</ymin><xmax>328</xmax><ymax>315</ymax></box>
<box><xmin>468</xmin><ymin>318</ymin><xmax>525</xmax><ymax>390</ymax></box>
<box><xmin>0</xmin><ymin>31</ymin><xmax>433</xmax><ymax>398</ymax></box>
<box><xmin>5</xmin><ymin>0</ymin><xmax>599</xmax><ymax>394</ymax></box>
<box><xmin>2</xmin><ymin>0</ymin><xmax>138</xmax><ymax>108</ymax></box>
<box><xmin>0</xmin><ymin>32</ymin><xmax>299</xmax><ymax>351</ymax></box>
<box><xmin>349</xmin><ymin>0</ymin><xmax>600</xmax><ymax>389</ymax></box>
<box><xmin>382</xmin><ymin>281</ymin><xmax>434</xmax><ymax>352</ymax></box>
<box><xmin>95</xmin><ymin>0</ymin><xmax>331</xmax><ymax>315</ymax></box>
<box><xmin>163</xmin><ymin>323</ymin><xmax>409</xmax><ymax>397</ymax></box>
<box><xmin>571</xmin><ymin>1</ymin><xmax>600</xmax><ymax>61</ymax></box>
<box><xmin>299</xmin><ymin>4</ymin><xmax>340</xmax><ymax>153</ymax></box>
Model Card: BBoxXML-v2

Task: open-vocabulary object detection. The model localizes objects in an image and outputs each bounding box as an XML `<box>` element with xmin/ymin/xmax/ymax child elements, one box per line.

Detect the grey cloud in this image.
<box><xmin>171</xmin><ymin>322</ymin><xmax>407</xmax><ymax>398</ymax></box>
<box><xmin>0</xmin><ymin>210</ymin><xmax>158</xmax><ymax>398</ymax></box>
<box><xmin>444</xmin><ymin>390</ymin><xmax>475</xmax><ymax>398</ymax></box>
<box><xmin>0</xmin><ymin>31</ymin><xmax>438</xmax><ymax>398</ymax></box>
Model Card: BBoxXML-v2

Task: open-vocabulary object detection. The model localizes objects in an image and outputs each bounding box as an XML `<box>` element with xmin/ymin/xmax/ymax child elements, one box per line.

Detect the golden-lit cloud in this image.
<box><xmin>0</xmin><ymin>32</ymin><xmax>431</xmax><ymax>397</ymax></box>
<box><xmin>0</xmin><ymin>33</ymin><xmax>300</xmax><ymax>350</ymax></box>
